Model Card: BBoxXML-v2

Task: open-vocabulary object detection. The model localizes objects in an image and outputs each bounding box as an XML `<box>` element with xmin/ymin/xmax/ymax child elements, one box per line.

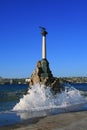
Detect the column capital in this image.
<box><xmin>41</xmin><ymin>30</ymin><xmax>48</xmax><ymax>36</ymax></box>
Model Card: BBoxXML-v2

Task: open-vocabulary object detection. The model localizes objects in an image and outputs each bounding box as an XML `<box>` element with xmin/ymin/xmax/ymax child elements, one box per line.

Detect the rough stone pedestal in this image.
<box><xmin>29</xmin><ymin>59</ymin><xmax>64</xmax><ymax>93</ymax></box>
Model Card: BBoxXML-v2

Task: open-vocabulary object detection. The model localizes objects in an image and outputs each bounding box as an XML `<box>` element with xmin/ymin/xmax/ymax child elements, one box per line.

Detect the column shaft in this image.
<box><xmin>42</xmin><ymin>35</ymin><xmax>46</xmax><ymax>59</ymax></box>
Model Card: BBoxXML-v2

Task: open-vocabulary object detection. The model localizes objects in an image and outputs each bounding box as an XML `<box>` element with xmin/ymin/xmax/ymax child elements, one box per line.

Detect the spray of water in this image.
<box><xmin>13</xmin><ymin>83</ymin><xmax>86</xmax><ymax>112</ymax></box>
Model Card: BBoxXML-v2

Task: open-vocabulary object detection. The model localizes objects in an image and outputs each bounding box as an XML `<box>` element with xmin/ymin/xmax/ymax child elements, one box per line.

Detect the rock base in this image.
<box><xmin>29</xmin><ymin>59</ymin><xmax>64</xmax><ymax>93</ymax></box>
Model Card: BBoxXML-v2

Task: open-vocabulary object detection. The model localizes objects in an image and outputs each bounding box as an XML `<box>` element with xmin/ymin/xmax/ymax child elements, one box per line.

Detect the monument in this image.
<box><xmin>29</xmin><ymin>27</ymin><xmax>63</xmax><ymax>93</ymax></box>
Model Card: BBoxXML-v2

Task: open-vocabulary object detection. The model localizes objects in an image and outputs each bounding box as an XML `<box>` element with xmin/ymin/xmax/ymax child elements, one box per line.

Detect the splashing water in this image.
<box><xmin>13</xmin><ymin>83</ymin><xmax>86</xmax><ymax>112</ymax></box>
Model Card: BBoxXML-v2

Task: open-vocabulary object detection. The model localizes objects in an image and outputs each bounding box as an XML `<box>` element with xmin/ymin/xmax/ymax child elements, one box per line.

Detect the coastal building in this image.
<box><xmin>25</xmin><ymin>78</ymin><xmax>31</xmax><ymax>83</ymax></box>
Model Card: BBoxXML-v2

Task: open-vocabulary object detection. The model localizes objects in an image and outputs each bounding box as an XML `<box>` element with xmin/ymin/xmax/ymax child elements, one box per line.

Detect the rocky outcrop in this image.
<box><xmin>29</xmin><ymin>59</ymin><xmax>64</xmax><ymax>93</ymax></box>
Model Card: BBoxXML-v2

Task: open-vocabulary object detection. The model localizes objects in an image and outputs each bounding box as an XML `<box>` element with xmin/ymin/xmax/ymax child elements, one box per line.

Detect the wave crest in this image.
<box><xmin>13</xmin><ymin>83</ymin><xmax>86</xmax><ymax>111</ymax></box>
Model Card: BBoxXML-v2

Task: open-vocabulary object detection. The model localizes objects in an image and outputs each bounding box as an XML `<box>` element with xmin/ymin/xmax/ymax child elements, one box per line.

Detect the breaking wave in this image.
<box><xmin>13</xmin><ymin>83</ymin><xmax>87</xmax><ymax>112</ymax></box>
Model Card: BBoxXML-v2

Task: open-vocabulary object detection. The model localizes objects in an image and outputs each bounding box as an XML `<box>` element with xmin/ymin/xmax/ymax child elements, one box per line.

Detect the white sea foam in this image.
<box><xmin>13</xmin><ymin>83</ymin><xmax>86</xmax><ymax>112</ymax></box>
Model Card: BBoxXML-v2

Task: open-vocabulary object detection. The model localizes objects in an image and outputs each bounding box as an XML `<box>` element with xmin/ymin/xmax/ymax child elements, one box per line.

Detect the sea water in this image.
<box><xmin>0</xmin><ymin>83</ymin><xmax>87</xmax><ymax>126</ymax></box>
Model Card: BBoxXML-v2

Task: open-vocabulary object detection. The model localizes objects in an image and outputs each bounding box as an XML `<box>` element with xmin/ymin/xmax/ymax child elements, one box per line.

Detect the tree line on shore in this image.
<box><xmin>0</xmin><ymin>77</ymin><xmax>26</xmax><ymax>85</ymax></box>
<box><xmin>60</xmin><ymin>77</ymin><xmax>87</xmax><ymax>83</ymax></box>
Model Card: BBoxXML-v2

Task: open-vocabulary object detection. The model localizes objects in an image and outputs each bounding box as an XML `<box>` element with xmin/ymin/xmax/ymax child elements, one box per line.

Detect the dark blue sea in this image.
<box><xmin>0</xmin><ymin>83</ymin><xmax>87</xmax><ymax>127</ymax></box>
<box><xmin>0</xmin><ymin>84</ymin><xmax>28</xmax><ymax>112</ymax></box>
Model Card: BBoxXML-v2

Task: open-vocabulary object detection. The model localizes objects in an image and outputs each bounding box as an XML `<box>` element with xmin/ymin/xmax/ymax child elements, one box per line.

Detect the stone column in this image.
<box><xmin>41</xmin><ymin>30</ymin><xmax>48</xmax><ymax>59</ymax></box>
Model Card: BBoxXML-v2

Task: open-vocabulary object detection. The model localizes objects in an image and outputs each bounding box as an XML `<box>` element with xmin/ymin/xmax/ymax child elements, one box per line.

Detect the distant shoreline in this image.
<box><xmin>0</xmin><ymin>77</ymin><xmax>87</xmax><ymax>85</ymax></box>
<box><xmin>59</xmin><ymin>77</ymin><xmax>87</xmax><ymax>84</ymax></box>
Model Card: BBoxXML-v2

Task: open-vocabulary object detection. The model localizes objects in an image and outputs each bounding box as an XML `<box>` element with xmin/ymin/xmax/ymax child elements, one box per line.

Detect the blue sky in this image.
<box><xmin>0</xmin><ymin>0</ymin><xmax>87</xmax><ymax>78</ymax></box>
